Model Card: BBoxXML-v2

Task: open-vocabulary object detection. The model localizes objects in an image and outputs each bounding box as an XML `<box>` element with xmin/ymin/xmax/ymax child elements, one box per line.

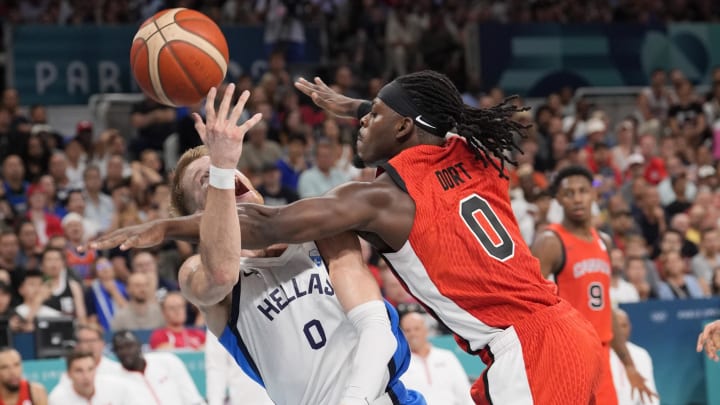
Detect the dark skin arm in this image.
<box><xmin>530</xmin><ymin>230</ymin><xmax>563</xmax><ymax>278</ymax></box>
<box><xmin>599</xmin><ymin>233</ymin><xmax>657</xmax><ymax>403</ymax></box>
<box><xmin>90</xmin><ymin>175</ymin><xmax>416</xmax><ymax>253</ymax></box>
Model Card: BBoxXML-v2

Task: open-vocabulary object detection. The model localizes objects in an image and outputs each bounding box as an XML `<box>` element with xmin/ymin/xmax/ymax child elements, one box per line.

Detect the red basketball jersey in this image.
<box><xmin>546</xmin><ymin>223</ymin><xmax>613</xmax><ymax>343</ymax></box>
<box><xmin>381</xmin><ymin>136</ymin><xmax>559</xmax><ymax>353</ymax></box>
<box><xmin>0</xmin><ymin>380</ymin><xmax>33</xmax><ymax>405</ymax></box>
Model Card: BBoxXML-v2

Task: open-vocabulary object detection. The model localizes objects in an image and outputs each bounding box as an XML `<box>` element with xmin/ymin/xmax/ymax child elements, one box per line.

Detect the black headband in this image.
<box><xmin>378</xmin><ymin>81</ymin><xmax>449</xmax><ymax>137</ymax></box>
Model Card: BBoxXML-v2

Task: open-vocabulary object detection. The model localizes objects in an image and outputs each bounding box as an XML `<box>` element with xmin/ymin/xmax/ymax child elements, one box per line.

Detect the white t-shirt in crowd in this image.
<box><xmin>49</xmin><ymin>375</ymin><xmax>141</xmax><ymax>405</ymax></box>
<box><xmin>117</xmin><ymin>352</ymin><xmax>206</xmax><ymax>405</ymax></box>
<box><xmin>400</xmin><ymin>347</ymin><xmax>474</xmax><ymax>405</ymax></box>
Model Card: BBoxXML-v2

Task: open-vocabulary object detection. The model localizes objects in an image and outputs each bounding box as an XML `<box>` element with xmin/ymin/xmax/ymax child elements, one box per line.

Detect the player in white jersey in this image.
<box><xmin>166</xmin><ymin>86</ymin><xmax>423</xmax><ymax>405</ymax></box>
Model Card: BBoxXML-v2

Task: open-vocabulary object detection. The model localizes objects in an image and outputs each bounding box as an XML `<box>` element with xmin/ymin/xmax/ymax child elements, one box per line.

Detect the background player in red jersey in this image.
<box><xmin>532</xmin><ymin>165</ymin><xmax>657</xmax><ymax>404</ymax></box>
<box><xmin>0</xmin><ymin>348</ymin><xmax>47</xmax><ymax>405</ymax></box>
<box><xmin>92</xmin><ymin>70</ymin><xmax>603</xmax><ymax>404</ymax></box>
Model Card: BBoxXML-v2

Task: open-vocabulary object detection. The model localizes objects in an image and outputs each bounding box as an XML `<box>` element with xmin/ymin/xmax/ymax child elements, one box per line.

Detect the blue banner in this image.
<box><xmin>10</xmin><ymin>24</ymin><xmax>321</xmax><ymax>105</ymax></box>
<box><xmin>478</xmin><ymin>23</ymin><xmax>720</xmax><ymax>96</ymax></box>
<box><xmin>621</xmin><ymin>298</ymin><xmax>720</xmax><ymax>405</ymax></box>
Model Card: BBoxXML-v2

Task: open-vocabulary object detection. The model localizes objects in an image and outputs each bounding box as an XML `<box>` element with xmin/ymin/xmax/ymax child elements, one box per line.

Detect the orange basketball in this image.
<box><xmin>130</xmin><ymin>8</ymin><xmax>229</xmax><ymax>107</ymax></box>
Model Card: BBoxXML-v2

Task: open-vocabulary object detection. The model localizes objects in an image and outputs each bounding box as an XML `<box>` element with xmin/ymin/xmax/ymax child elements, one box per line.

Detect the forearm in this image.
<box><xmin>316</xmin><ymin>234</ymin><xmax>394</xmax><ymax>403</ymax></box>
<box><xmin>611</xmin><ymin>311</ymin><xmax>636</xmax><ymax>369</ymax></box>
<box><xmin>200</xmin><ymin>186</ymin><xmax>242</xmax><ymax>286</ymax></box>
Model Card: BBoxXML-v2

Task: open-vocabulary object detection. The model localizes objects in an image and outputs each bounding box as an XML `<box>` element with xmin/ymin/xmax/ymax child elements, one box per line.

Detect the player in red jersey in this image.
<box><xmin>532</xmin><ymin>165</ymin><xmax>656</xmax><ymax>404</ymax></box>
<box><xmin>0</xmin><ymin>348</ymin><xmax>47</xmax><ymax>405</ymax></box>
<box><xmin>93</xmin><ymin>71</ymin><xmax>602</xmax><ymax>404</ymax></box>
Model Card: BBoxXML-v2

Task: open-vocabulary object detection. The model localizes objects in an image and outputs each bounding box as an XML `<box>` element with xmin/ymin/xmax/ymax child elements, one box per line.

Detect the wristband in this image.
<box><xmin>209</xmin><ymin>165</ymin><xmax>236</xmax><ymax>190</ymax></box>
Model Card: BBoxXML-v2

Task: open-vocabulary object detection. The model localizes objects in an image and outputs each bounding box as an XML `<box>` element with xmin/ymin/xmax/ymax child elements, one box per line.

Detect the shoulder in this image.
<box><xmin>598</xmin><ymin>231</ymin><xmax>613</xmax><ymax>250</ymax></box>
<box><xmin>532</xmin><ymin>229</ymin><xmax>563</xmax><ymax>251</ymax></box>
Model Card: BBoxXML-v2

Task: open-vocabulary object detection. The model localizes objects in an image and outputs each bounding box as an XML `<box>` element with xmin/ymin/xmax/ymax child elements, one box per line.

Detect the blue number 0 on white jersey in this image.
<box><xmin>217</xmin><ymin>242</ymin><xmax>425</xmax><ymax>405</ymax></box>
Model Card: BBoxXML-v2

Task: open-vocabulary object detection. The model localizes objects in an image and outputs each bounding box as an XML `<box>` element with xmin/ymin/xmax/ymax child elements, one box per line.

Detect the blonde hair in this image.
<box><xmin>170</xmin><ymin>145</ymin><xmax>209</xmax><ymax>217</ymax></box>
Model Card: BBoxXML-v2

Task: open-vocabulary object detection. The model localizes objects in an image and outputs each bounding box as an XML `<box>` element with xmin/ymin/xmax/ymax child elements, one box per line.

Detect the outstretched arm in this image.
<box><xmin>316</xmin><ymin>233</ymin><xmax>396</xmax><ymax>404</ymax></box>
<box><xmin>91</xmin><ymin>177</ymin><xmax>407</xmax><ymax>252</ymax></box>
<box><xmin>179</xmin><ymin>84</ymin><xmax>262</xmax><ymax>309</ymax></box>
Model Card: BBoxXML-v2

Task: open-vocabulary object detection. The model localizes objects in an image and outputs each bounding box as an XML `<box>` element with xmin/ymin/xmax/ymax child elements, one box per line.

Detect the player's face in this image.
<box><xmin>357</xmin><ymin>99</ymin><xmax>404</xmax><ymax>167</ymax></box>
<box><xmin>556</xmin><ymin>175</ymin><xmax>595</xmax><ymax>223</ymax></box>
<box><xmin>69</xmin><ymin>357</ymin><xmax>96</xmax><ymax>395</ymax></box>
<box><xmin>181</xmin><ymin>156</ymin><xmax>261</xmax><ymax>214</ymax></box>
<box><xmin>0</xmin><ymin>351</ymin><xmax>22</xmax><ymax>392</ymax></box>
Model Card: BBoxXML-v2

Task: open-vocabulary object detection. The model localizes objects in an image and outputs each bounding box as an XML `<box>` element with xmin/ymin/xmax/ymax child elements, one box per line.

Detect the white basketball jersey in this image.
<box><xmin>221</xmin><ymin>242</ymin><xmax>360</xmax><ymax>405</ymax></box>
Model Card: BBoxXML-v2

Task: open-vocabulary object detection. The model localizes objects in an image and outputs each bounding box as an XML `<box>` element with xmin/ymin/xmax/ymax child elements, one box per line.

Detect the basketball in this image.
<box><xmin>130</xmin><ymin>8</ymin><xmax>229</xmax><ymax>107</ymax></box>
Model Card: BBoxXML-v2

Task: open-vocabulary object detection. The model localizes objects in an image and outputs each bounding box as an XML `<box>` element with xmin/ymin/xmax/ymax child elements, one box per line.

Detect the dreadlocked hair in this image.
<box><xmin>395</xmin><ymin>70</ymin><xmax>531</xmax><ymax>178</ymax></box>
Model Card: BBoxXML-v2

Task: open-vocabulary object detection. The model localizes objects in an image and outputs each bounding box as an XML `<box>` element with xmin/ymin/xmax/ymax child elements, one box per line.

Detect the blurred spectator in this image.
<box><xmin>38</xmin><ymin>174</ymin><xmax>67</xmax><ymax>218</ymax></box>
<box><xmin>657</xmin><ymin>251</ymin><xmax>705</xmax><ymax>299</ymax></box>
<box><xmin>298</xmin><ymin>139</ymin><xmax>351</xmax><ymax>198</ymax></box>
<box><xmin>48</xmin><ymin>152</ymin><xmax>76</xmax><ymax>198</ymax></box>
<box><xmin>85</xmin><ymin>257</ymin><xmax>128</xmax><ymax>331</ymax></box>
<box><xmin>277</xmin><ymin>133</ymin><xmax>311</xmax><ymax>190</ymax></box>
<box><xmin>102</xmin><ymin>155</ymin><xmax>130</xmax><ymax>195</ymax></box>
<box><xmin>668</xmin><ymin>80</ymin><xmax>707</xmax><ymax>148</ymax></box>
<box><xmin>41</xmin><ymin>247</ymin><xmax>87</xmax><ymax>322</ymax></box>
<box><xmin>2</xmin><ymin>89</ymin><xmax>29</xmax><ymax>133</ymax></box>
<box><xmin>612</xmin><ymin>119</ymin><xmax>637</xmax><ymax>172</ymax></box>
<box><xmin>257</xmin><ymin>0</ymin><xmax>307</xmax><ymax>63</ymax></box>
<box><xmin>257</xmin><ymin>162</ymin><xmax>299</xmax><ymax>206</ymax></box>
<box><xmin>610</xmin><ymin>248</ymin><xmax>640</xmax><ymax>305</ymax></box>
<box><xmin>25</xmin><ymin>184</ymin><xmax>63</xmax><ymax>246</ymax></box>
<box><xmin>711</xmin><ymin>267</ymin><xmax>720</xmax><ymax>295</ymax></box>
<box><xmin>0</xmin><ymin>230</ymin><xmax>21</xmax><ymax>273</ymax></box>
<box><xmin>23</xmin><ymin>134</ymin><xmax>50</xmax><ymax>183</ymax></box>
<box><xmin>658</xmin><ymin>155</ymin><xmax>696</xmax><ymax>207</ymax></box>
<box><xmin>64</xmin><ymin>138</ymin><xmax>87</xmax><ymax>189</ymax></box>
<box><xmin>110</xmin><ymin>272</ymin><xmax>164</xmax><ymax>331</ymax></box>
<box><xmin>49</xmin><ymin>349</ymin><xmax>138</xmax><ymax>405</ymax></box>
<box><xmin>108</xmin><ymin>182</ymin><xmax>142</xmax><ymax>232</ymax></box>
<box><xmin>236</xmin><ymin>119</ymin><xmax>283</xmax><ymax>178</ymax></box>
<box><xmin>149</xmin><ymin>292</ymin><xmax>205</xmax><ymax>351</ymax></box>
<box><xmin>668</xmin><ymin>214</ymin><xmax>699</xmax><ymax>258</ymax></box>
<box><xmin>82</xmin><ymin>166</ymin><xmax>114</xmax><ymax>233</ymax></box>
<box><xmin>637</xmin><ymin>69</ymin><xmax>672</xmax><ymax>123</ymax></box>
<box><xmin>610</xmin><ymin>309</ymin><xmax>660</xmax><ymax>405</ymax></box>
<box><xmin>399</xmin><ymin>311</ymin><xmax>473</xmax><ymax>405</ymax></box>
<box><xmin>130</xmin><ymin>96</ymin><xmax>176</xmax><ymax>157</ymax></box>
<box><xmin>29</xmin><ymin>104</ymin><xmax>47</xmax><ymax>125</ymax></box>
<box><xmin>563</xmin><ymin>98</ymin><xmax>592</xmax><ymax>140</ymax></box>
<box><xmin>112</xmin><ymin>330</ymin><xmax>206</xmax><ymax>405</ymax></box>
<box><xmin>16</xmin><ymin>220</ymin><xmax>41</xmax><ymax>271</ymax></box>
<box><xmin>130</xmin><ymin>251</ymin><xmax>178</xmax><ymax>301</ymax></box>
<box><xmin>10</xmin><ymin>269</ymin><xmax>61</xmax><ymax>333</ymax></box>
<box><xmin>0</xmin><ymin>281</ymin><xmax>12</xmax><ymax>318</ymax></box>
<box><xmin>664</xmin><ymin>173</ymin><xmax>694</xmax><ymax>219</ymax></box>
<box><xmin>384</xmin><ymin>5</ymin><xmax>418</xmax><ymax>77</ymax></box>
<box><xmin>691</xmin><ymin>228</ymin><xmax>720</xmax><ymax>288</ymax></box>
<box><xmin>0</xmin><ymin>348</ymin><xmax>47</xmax><ymax>404</ymax></box>
<box><xmin>0</xmin><ymin>108</ymin><xmax>23</xmax><ymax>162</ymax></box>
<box><xmin>62</xmin><ymin>213</ymin><xmax>96</xmax><ymax>281</ymax></box>
<box><xmin>65</xmin><ymin>190</ymin><xmax>100</xmax><ymax>240</ymax></box>
<box><xmin>205</xmin><ymin>330</ymin><xmax>273</xmax><ymax>405</ymax></box>
<box><xmin>626</xmin><ymin>256</ymin><xmax>652</xmax><ymax>301</ymax></box>
<box><xmin>2</xmin><ymin>155</ymin><xmax>29</xmax><ymax>215</ymax></box>
<box><xmin>73</xmin><ymin>324</ymin><xmax>122</xmax><ymax>376</ymax></box>
<box><xmin>633</xmin><ymin>185</ymin><xmax>666</xmax><ymax>256</ymax></box>
<box><xmin>637</xmin><ymin>134</ymin><xmax>667</xmax><ymax>185</ymax></box>
<box><xmin>379</xmin><ymin>259</ymin><xmax>415</xmax><ymax>308</ymax></box>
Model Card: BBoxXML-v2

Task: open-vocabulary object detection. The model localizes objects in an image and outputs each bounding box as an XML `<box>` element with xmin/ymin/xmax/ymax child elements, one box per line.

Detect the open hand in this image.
<box><xmin>697</xmin><ymin>319</ymin><xmax>720</xmax><ymax>361</ymax></box>
<box><xmin>625</xmin><ymin>365</ymin><xmax>658</xmax><ymax>404</ymax></box>
<box><xmin>86</xmin><ymin>220</ymin><xmax>168</xmax><ymax>251</ymax></box>
<box><xmin>192</xmin><ymin>84</ymin><xmax>262</xmax><ymax>169</ymax></box>
<box><xmin>294</xmin><ymin>77</ymin><xmax>361</xmax><ymax>118</ymax></box>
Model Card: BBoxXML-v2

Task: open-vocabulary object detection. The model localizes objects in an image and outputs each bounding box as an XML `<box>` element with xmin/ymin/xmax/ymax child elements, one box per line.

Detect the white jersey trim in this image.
<box><xmin>383</xmin><ymin>240</ymin><xmax>504</xmax><ymax>352</ymax></box>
